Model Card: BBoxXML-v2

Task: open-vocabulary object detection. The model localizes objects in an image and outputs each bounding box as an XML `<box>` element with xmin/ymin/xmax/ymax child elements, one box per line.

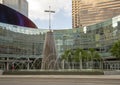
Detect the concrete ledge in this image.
<box><xmin>104</xmin><ymin>71</ymin><xmax>120</xmax><ymax>75</ymax></box>
<box><xmin>0</xmin><ymin>75</ymin><xmax>120</xmax><ymax>80</ymax></box>
<box><xmin>3</xmin><ymin>70</ymin><xmax>104</xmax><ymax>75</ymax></box>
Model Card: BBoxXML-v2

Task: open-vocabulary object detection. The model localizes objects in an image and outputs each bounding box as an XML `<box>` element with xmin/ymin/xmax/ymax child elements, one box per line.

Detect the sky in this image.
<box><xmin>27</xmin><ymin>0</ymin><xmax>110</xmax><ymax>29</ymax></box>
<box><xmin>27</xmin><ymin>0</ymin><xmax>72</xmax><ymax>29</ymax></box>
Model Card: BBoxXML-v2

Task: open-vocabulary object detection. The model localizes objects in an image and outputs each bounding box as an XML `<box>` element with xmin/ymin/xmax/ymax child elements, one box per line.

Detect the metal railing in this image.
<box><xmin>1</xmin><ymin>60</ymin><xmax>120</xmax><ymax>71</ymax></box>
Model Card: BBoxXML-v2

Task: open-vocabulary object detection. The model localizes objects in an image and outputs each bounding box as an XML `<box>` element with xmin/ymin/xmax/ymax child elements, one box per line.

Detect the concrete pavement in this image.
<box><xmin>0</xmin><ymin>75</ymin><xmax>120</xmax><ymax>79</ymax></box>
<box><xmin>0</xmin><ymin>75</ymin><xmax>120</xmax><ymax>85</ymax></box>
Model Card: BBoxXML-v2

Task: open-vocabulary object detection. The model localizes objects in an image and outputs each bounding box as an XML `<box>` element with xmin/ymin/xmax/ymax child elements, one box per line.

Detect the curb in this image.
<box><xmin>0</xmin><ymin>75</ymin><xmax>120</xmax><ymax>79</ymax></box>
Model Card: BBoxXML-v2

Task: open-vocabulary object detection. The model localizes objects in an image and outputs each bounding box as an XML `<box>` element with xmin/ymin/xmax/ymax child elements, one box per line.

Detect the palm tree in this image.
<box><xmin>61</xmin><ymin>49</ymin><xmax>74</xmax><ymax>69</ymax></box>
<box><xmin>61</xmin><ymin>49</ymin><xmax>73</xmax><ymax>62</ymax></box>
<box><xmin>61</xmin><ymin>48</ymin><xmax>101</xmax><ymax>70</ymax></box>
<box><xmin>73</xmin><ymin>48</ymin><xmax>87</xmax><ymax>70</ymax></box>
<box><xmin>110</xmin><ymin>40</ymin><xmax>120</xmax><ymax>59</ymax></box>
<box><xmin>87</xmin><ymin>48</ymin><xmax>101</xmax><ymax>69</ymax></box>
<box><xmin>61</xmin><ymin>48</ymin><xmax>84</xmax><ymax>69</ymax></box>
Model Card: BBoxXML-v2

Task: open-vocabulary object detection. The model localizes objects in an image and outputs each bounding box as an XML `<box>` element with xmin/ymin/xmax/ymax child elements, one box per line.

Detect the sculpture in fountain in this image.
<box><xmin>41</xmin><ymin>30</ymin><xmax>57</xmax><ymax>70</ymax></box>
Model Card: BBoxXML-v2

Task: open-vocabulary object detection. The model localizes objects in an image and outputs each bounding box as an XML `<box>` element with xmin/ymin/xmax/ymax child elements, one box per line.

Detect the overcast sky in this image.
<box><xmin>27</xmin><ymin>0</ymin><xmax>110</xmax><ymax>29</ymax></box>
<box><xmin>27</xmin><ymin>0</ymin><xmax>72</xmax><ymax>29</ymax></box>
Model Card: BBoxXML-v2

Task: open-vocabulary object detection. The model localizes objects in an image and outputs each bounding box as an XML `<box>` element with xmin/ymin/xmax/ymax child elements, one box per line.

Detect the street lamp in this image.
<box><xmin>44</xmin><ymin>6</ymin><xmax>55</xmax><ymax>30</ymax></box>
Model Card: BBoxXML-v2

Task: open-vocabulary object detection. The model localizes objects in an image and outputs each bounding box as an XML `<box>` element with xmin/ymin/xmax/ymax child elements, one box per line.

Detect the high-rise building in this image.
<box><xmin>0</xmin><ymin>4</ymin><xmax>37</xmax><ymax>28</ymax></box>
<box><xmin>72</xmin><ymin>0</ymin><xmax>120</xmax><ymax>28</ymax></box>
<box><xmin>0</xmin><ymin>0</ymin><xmax>28</xmax><ymax>17</ymax></box>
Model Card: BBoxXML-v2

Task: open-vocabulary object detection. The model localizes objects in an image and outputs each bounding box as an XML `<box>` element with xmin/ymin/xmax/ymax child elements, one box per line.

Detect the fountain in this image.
<box><xmin>41</xmin><ymin>30</ymin><xmax>57</xmax><ymax>70</ymax></box>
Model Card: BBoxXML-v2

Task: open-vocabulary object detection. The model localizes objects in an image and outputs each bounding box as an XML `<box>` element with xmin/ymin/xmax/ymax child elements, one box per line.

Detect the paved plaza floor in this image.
<box><xmin>0</xmin><ymin>75</ymin><xmax>120</xmax><ymax>85</ymax></box>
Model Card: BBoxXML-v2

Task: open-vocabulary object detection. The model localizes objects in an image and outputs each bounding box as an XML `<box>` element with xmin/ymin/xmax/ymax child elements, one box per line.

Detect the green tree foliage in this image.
<box><xmin>73</xmin><ymin>48</ymin><xmax>87</xmax><ymax>62</ymax></box>
<box><xmin>61</xmin><ymin>49</ymin><xmax>73</xmax><ymax>62</ymax></box>
<box><xmin>88</xmin><ymin>48</ymin><xmax>101</xmax><ymax>61</ymax></box>
<box><xmin>61</xmin><ymin>48</ymin><xmax>101</xmax><ymax>69</ymax></box>
<box><xmin>110</xmin><ymin>40</ymin><xmax>120</xmax><ymax>59</ymax></box>
<box><xmin>61</xmin><ymin>48</ymin><xmax>101</xmax><ymax>62</ymax></box>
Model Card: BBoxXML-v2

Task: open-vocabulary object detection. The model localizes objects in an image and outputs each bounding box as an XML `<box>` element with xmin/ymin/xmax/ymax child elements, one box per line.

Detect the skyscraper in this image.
<box><xmin>72</xmin><ymin>0</ymin><xmax>120</xmax><ymax>28</ymax></box>
<box><xmin>0</xmin><ymin>0</ymin><xmax>28</xmax><ymax>17</ymax></box>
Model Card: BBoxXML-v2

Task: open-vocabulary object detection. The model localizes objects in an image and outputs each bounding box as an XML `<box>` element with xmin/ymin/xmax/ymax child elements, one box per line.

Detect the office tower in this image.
<box><xmin>0</xmin><ymin>0</ymin><xmax>28</xmax><ymax>17</ymax></box>
<box><xmin>72</xmin><ymin>0</ymin><xmax>120</xmax><ymax>28</ymax></box>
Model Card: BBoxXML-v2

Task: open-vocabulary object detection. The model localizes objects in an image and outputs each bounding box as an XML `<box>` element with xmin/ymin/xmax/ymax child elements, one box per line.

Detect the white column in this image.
<box><xmin>62</xmin><ymin>60</ymin><xmax>65</xmax><ymax>70</ymax></box>
<box><xmin>6</xmin><ymin>58</ymin><xmax>9</xmax><ymax>71</ymax></box>
<box><xmin>27</xmin><ymin>58</ymin><xmax>30</xmax><ymax>70</ymax></box>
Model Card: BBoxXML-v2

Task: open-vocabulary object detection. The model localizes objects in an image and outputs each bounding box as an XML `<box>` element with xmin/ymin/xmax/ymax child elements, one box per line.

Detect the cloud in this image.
<box><xmin>27</xmin><ymin>0</ymin><xmax>71</xmax><ymax>21</ymax></box>
<box><xmin>27</xmin><ymin>0</ymin><xmax>109</xmax><ymax>21</ymax></box>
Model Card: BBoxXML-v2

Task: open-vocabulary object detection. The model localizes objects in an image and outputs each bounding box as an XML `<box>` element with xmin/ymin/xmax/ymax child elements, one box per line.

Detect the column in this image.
<box><xmin>6</xmin><ymin>57</ymin><xmax>9</xmax><ymax>71</ymax></box>
<box><xmin>27</xmin><ymin>58</ymin><xmax>30</xmax><ymax>70</ymax></box>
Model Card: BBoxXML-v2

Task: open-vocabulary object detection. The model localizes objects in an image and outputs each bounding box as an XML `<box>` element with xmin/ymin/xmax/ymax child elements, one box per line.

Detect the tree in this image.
<box><xmin>87</xmin><ymin>48</ymin><xmax>101</xmax><ymax>61</ymax></box>
<box><xmin>73</xmin><ymin>48</ymin><xmax>84</xmax><ymax>70</ymax></box>
<box><xmin>110</xmin><ymin>40</ymin><xmax>120</xmax><ymax>59</ymax></box>
<box><xmin>61</xmin><ymin>48</ymin><xmax>101</xmax><ymax>69</ymax></box>
<box><xmin>61</xmin><ymin>49</ymin><xmax>73</xmax><ymax>62</ymax></box>
<box><xmin>74</xmin><ymin>48</ymin><xmax>82</xmax><ymax>62</ymax></box>
<box><xmin>61</xmin><ymin>48</ymin><xmax>86</xmax><ymax>70</ymax></box>
<box><xmin>61</xmin><ymin>49</ymin><xmax>74</xmax><ymax>69</ymax></box>
<box><xmin>87</xmin><ymin>48</ymin><xmax>101</xmax><ymax>69</ymax></box>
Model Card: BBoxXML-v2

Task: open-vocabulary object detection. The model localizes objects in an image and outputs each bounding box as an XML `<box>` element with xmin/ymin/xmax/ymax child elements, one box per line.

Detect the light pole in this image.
<box><xmin>44</xmin><ymin>6</ymin><xmax>55</xmax><ymax>30</ymax></box>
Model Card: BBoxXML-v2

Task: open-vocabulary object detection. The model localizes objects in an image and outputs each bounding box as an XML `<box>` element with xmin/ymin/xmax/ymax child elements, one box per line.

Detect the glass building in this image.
<box><xmin>0</xmin><ymin>15</ymin><xmax>120</xmax><ymax>70</ymax></box>
<box><xmin>0</xmin><ymin>22</ymin><xmax>48</xmax><ymax>70</ymax></box>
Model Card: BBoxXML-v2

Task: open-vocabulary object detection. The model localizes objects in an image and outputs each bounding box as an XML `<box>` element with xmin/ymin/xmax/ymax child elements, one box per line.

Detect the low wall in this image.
<box><xmin>3</xmin><ymin>70</ymin><xmax>104</xmax><ymax>75</ymax></box>
<box><xmin>104</xmin><ymin>71</ymin><xmax>120</xmax><ymax>75</ymax></box>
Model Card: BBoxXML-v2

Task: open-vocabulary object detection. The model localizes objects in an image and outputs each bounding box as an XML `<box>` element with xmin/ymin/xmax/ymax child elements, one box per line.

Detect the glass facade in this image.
<box><xmin>0</xmin><ymin>15</ymin><xmax>120</xmax><ymax>70</ymax></box>
<box><xmin>0</xmin><ymin>15</ymin><xmax>120</xmax><ymax>58</ymax></box>
<box><xmin>54</xmin><ymin>15</ymin><xmax>120</xmax><ymax>58</ymax></box>
<box><xmin>86</xmin><ymin>15</ymin><xmax>120</xmax><ymax>57</ymax></box>
<box><xmin>0</xmin><ymin>22</ymin><xmax>48</xmax><ymax>59</ymax></box>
